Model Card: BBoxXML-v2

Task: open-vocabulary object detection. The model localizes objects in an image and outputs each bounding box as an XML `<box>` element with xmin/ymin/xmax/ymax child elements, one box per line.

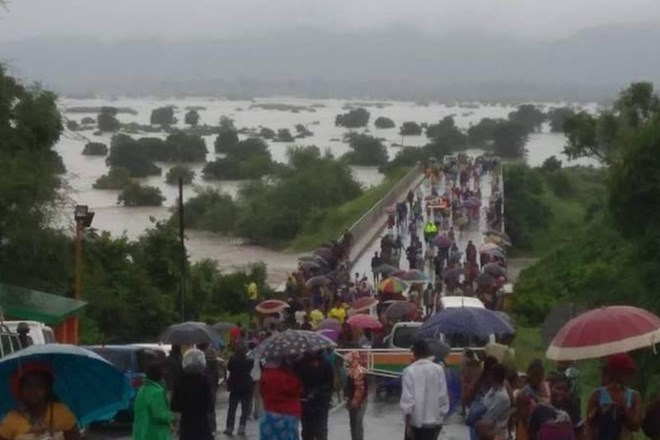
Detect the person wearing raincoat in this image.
<box><xmin>133</xmin><ymin>357</ymin><xmax>175</xmax><ymax>440</ymax></box>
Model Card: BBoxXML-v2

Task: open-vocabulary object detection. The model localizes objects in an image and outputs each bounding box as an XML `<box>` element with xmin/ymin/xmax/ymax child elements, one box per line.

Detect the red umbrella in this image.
<box><xmin>347</xmin><ymin>314</ymin><xmax>383</xmax><ymax>330</ymax></box>
<box><xmin>255</xmin><ymin>299</ymin><xmax>289</xmax><ymax>314</ymax></box>
<box><xmin>546</xmin><ymin>306</ymin><xmax>660</xmax><ymax>361</ymax></box>
<box><xmin>348</xmin><ymin>297</ymin><xmax>378</xmax><ymax>314</ymax></box>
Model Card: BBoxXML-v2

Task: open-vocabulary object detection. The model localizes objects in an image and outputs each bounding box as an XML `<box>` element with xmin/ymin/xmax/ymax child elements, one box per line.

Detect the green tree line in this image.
<box><xmin>0</xmin><ymin>67</ymin><xmax>272</xmax><ymax>343</ymax></box>
<box><xmin>507</xmin><ymin>82</ymin><xmax>660</xmax><ymax>398</ymax></box>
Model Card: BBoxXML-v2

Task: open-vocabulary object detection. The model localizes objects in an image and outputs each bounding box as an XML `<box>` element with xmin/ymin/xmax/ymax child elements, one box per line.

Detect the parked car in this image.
<box><xmin>85</xmin><ymin>345</ymin><xmax>164</xmax><ymax>423</ymax></box>
<box><xmin>4</xmin><ymin>321</ymin><xmax>55</xmax><ymax>345</ymax></box>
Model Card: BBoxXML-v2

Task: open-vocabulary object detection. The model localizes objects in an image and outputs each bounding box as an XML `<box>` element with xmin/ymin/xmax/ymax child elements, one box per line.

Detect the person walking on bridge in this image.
<box><xmin>371</xmin><ymin>252</ymin><xmax>382</xmax><ymax>284</ymax></box>
<box><xmin>400</xmin><ymin>339</ymin><xmax>449</xmax><ymax>440</ymax></box>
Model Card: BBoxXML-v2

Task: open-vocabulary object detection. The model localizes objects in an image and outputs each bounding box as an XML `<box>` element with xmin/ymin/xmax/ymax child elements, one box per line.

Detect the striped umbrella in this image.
<box><xmin>398</xmin><ymin>269</ymin><xmax>430</xmax><ymax>283</ymax></box>
<box><xmin>379</xmin><ymin>277</ymin><xmax>408</xmax><ymax>294</ymax></box>
<box><xmin>255</xmin><ymin>299</ymin><xmax>289</xmax><ymax>314</ymax></box>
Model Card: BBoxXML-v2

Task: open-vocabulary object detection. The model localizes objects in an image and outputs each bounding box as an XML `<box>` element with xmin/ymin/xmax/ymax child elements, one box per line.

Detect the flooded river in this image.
<box><xmin>55</xmin><ymin>97</ymin><xmax>597</xmax><ymax>283</ymax></box>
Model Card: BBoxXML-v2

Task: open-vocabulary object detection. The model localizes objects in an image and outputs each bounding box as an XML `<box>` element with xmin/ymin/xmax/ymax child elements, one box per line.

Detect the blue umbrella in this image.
<box><xmin>0</xmin><ymin>344</ymin><xmax>132</xmax><ymax>427</ymax></box>
<box><xmin>418</xmin><ymin>307</ymin><xmax>515</xmax><ymax>340</ymax></box>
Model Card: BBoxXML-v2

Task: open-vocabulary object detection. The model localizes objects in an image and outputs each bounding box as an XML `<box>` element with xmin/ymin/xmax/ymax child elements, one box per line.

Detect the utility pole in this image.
<box><xmin>73</xmin><ymin>205</ymin><xmax>94</xmax><ymax>344</ymax></box>
<box><xmin>178</xmin><ymin>178</ymin><xmax>186</xmax><ymax>322</ymax></box>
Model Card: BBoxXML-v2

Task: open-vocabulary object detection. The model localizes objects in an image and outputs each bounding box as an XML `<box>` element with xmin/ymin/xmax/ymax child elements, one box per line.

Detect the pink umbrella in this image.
<box><xmin>347</xmin><ymin>314</ymin><xmax>383</xmax><ymax>330</ymax></box>
<box><xmin>348</xmin><ymin>297</ymin><xmax>378</xmax><ymax>314</ymax></box>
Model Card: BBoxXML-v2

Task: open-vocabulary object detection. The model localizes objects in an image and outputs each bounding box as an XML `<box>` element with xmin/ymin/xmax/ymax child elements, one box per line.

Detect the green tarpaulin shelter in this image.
<box><xmin>0</xmin><ymin>283</ymin><xmax>87</xmax><ymax>325</ymax></box>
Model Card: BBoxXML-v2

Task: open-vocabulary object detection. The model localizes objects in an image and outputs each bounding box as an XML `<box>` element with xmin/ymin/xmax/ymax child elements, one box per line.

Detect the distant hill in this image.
<box><xmin>2</xmin><ymin>25</ymin><xmax>659</xmax><ymax>101</ymax></box>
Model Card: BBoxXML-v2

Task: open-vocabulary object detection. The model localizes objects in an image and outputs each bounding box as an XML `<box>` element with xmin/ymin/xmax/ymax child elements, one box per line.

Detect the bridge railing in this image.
<box><xmin>342</xmin><ymin>165</ymin><xmax>424</xmax><ymax>267</ymax></box>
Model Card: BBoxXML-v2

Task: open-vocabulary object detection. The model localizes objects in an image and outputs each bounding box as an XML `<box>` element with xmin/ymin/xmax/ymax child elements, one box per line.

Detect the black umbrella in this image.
<box><xmin>483</xmin><ymin>263</ymin><xmax>506</xmax><ymax>278</ymax></box>
<box><xmin>160</xmin><ymin>321</ymin><xmax>222</xmax><ymax>346</ymax></box>
<box><xmin>476</xmin><ymin>273</ymin><xmax>496</xmax><ymax>286</ymax></box>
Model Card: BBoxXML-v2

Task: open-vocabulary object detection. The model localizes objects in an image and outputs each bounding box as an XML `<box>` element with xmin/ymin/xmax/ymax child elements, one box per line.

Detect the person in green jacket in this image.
<box><xmin>133</xmin><ymin>356</ymin><xmax>175</xmax><ymax>440</ymax></box>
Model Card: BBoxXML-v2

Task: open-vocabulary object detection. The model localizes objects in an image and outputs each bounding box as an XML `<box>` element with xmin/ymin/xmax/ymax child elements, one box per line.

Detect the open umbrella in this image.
<box><xmin>435</xmin><ymin>234</ymin><xmax>453</xmax><ymax>248</ymax></box>
<box><xmin>541</xmin><ymin>303</ymin><xmax>587</xmax><ymax>347</ymax></box>
<box><xmin>479</xmin><ymin>243</ymin><xmax>502</xmax><ymax>254</ymax></box>
<box><xmin>484</xmin><ymin>263</ymin><xmax>506</xmax><ymax>278</ymax></box>
<box><xmin>212</xmin><ymin>321</ymin><xmax>236</xmax><ymax>334</ymax></box>
<box><xmin>348</xmin><ymin>297</ymin><xmax>378</xmax><ymax>314</ymax></box>
<box><xmin>313</xmin><ymin>247</ymin><xmax>335</xmax><ymax>260</ymax></box>
<box><xmin>306</xmin><ymin>275</ymin><xmax>332</xmax><ymax>288</ymax></box>
<box><xmin>254</xmin><ymin>330</ymin><xmax>335</xmax><ymax>360</ymax></box>
<box><xmin>449</xmin><ymin>251</ymin><xmax>463</xmax><ymax>261</ymax></box>
<box><xmin>347</xmin><ymin>314</ymin><xmax>383</xmax><ymax>330</ymax></box>
<box><xmin>379</xmin><ymin>277</ymin><xmax>408</xmax><ymax>294</ymax></box>
<box><xmin>316</xmin><ymin>328</ymin><xmax>339</xmax><ymax>342</ymax></box>
<box><xmin>485</xmin><ymin>235</ymin><xmax>511</xmax><ymax>247</ymax></box>
<box><xmin>255</xmin><ymin>299</ymin><xmax>290</xmax><ymax>314</ymax></box>
<box><xmin>317</xmin><ymin>318</ymin><xmax>342</xmax><ymax>331</ymax></box>
<box><xmin>487</xmin><ymin>249</ymin><xmax>506</xmax><ymax>260</ymax></box>
<box><xmin>463</xmin><ymin>197</ymin><xmax>481</xmax><ymax>209</ymax></box>
<box><xmin>384</xmin><ymin>301</ymin><xmax>417</xmax><ymax>321</ymax></box>
<box><xmin>0</xmin><ymin>345</ymin><xmax>132</xmax><ymax>427</ymax></box>
<box><xmin>160</xmin><ymin>321</ymin><xmax>222</xmax><ymax>346</ymax></box>
<box><xmin>385</xmin><ymin>205</ymin><xmax>396</xmax><ymax>214</ymax></box>
<box><xmin>299</xmin><ymin>260</ymin><xmax>320</xmax><ymax>270</ymax></box>
<box><xmin>398</xmin><ymin>269</ymin><xmax>430</xmax><ymax>283</ymax></box>
<box><xmin>476</xmin><ymin>273</ymin><xmax>497</xmax><ymax>286</ymax></box>
<box><xmin>546</xmin><ymin>306</ymin><xmax>660</xmax><ymax>361</ymax></box>
<box><xmin>442</xmin><ymin>267</ymin><xmax>464</xmax><ymax>280</ymax></box>
<box><xmin>418</xmin><ymin>307</ymin><xmax>515</xmax><ymax>340</ymax></box>
<box><xmin>373</xmin><ymin>264</ymin><xmax>399</xmax><ymax>276</ymax></box>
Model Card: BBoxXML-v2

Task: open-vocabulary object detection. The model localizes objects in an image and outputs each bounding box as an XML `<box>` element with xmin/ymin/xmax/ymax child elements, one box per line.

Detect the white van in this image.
<box><xmin>386</xmin><ymin>297</ymin><xmax>493</xmax><ymax>349</ymax></box>
<box><xmin>4</xmin><ymin>321</ymin><xmax>56</xmax><ymax>345</ymax></box>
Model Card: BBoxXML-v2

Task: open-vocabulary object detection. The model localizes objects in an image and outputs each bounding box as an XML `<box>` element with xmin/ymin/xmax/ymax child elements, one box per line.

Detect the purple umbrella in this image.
<box><xmin>317</xmin><ymin>318</ymin><xmax>341</xmax><ymax>331</ymax></box>
<box><xmin>435</xmin><ymin>234</ymin><xmax>453</xmax><ymax>248</ymax></box>
<box><xmin>316</xmin><ymin>328</ymin><xmax>339</xmax><ymax>342</ymax></box>
<box><xmin>442</xmin><ymin>267</ymin><xmax>464</xmax><ymax>279</ymax></box>
<box><xmin>463</xmin><ymin>197</ymin><xmax>481</xmax><ymax>209</ymax></box>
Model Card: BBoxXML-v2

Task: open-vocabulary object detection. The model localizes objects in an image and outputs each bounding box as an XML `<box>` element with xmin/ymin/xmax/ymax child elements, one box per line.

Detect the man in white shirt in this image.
<box><xmin>400</xmin><ymin>339</ymin><xmax>450</xmax><ymax>440</ymax></box>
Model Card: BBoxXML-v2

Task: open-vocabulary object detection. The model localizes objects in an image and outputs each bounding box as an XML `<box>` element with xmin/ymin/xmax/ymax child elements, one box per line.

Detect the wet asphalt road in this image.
<box><xmin>87</xmin><ymin>391</ymin><xmax>469</xmax><ymax>440</ymax></box>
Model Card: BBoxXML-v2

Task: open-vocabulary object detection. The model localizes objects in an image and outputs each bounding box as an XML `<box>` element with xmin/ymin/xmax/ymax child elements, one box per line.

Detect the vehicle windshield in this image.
<box><xmin>90</xmin><ymin>349</ymin><xmax>135</xmax><ymax>372</ymax></box>
<box><xmin>392</xmin><ymin>327</ymin><xmax>419</xmax><ymax>349</ymax></box>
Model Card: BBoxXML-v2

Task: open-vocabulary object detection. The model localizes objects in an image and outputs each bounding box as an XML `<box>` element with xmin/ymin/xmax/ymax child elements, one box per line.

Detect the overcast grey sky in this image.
<box><xmin>1</xmin><ymin>0</ymin><xmax>659</xmax><ymax>41</ymax></box>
